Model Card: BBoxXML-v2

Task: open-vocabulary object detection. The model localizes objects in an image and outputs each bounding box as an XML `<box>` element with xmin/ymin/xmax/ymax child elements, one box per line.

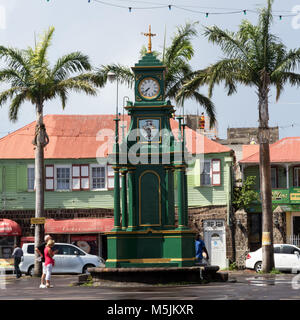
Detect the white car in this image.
<box><xmin>20</xmin><ymin>243</ymin><xmax>105</xmax><ymax>276</ymax></box>
<box><xmin>245</xmin><ymin>244</ymin><xmax>300</xmax><ymax>273</ymax></box>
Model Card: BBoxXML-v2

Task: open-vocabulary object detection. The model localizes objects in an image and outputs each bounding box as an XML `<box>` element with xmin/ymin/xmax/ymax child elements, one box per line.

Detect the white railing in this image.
<box><xmin>288</xmin><ymin>235</ymin><xmax>300</xmax><ymax>248</ymax></box>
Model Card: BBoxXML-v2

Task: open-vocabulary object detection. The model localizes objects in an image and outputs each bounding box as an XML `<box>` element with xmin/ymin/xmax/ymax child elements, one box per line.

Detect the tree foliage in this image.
<box><xmin>232</xmin><ymin>176</ymin><xmax>259</xmax><ymax>212</ymax></box>
<box><xmin>0</xmin><ymin>26</ymin><xmax>103</xmax><ymax>122</ymax></box>
<box><xmin>96</xmin><ymin>22</ymin><xmax>216</xmax><ymax>127</ymax></box>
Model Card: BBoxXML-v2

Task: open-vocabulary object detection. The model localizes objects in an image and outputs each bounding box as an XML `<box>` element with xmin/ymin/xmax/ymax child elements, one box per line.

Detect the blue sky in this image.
<box><xmin>0</xmin><ymin>0</ymin><xmax>300</xmax><ymax>139</ymax></box>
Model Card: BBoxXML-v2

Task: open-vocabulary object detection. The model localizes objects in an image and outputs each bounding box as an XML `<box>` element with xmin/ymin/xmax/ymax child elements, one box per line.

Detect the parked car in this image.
<box><xmin>246</xmin><ymin>244</ymin><xmax>300</xmax><ymax>273</ymax></box>
<box><xmin>20</xmin><ymin>243</ymin><xmax>105</xmax><ymax>276</ymax></box>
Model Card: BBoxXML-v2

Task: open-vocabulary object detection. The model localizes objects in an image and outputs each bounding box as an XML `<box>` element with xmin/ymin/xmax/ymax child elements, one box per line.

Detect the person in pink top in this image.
<box><xmin>44</xmin><ymin>239</ymin><xmax>56</xmax><ymax>288</ymax></box>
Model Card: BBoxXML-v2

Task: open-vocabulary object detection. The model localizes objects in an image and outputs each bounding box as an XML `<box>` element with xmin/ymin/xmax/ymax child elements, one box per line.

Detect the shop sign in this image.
<box><xmin>30</xmin><ymin>217</ymin><xmax>46</xmax><ymax>224</ymax></box>
<box><xmin>272</xmin><ymin>189</ymin><xmax>289</xmax><ymax>203</ymax></box>
<box><xmin>290</xmin><ymin>189</ymin><xmax>300</xmax><ymax>202</ymax></box>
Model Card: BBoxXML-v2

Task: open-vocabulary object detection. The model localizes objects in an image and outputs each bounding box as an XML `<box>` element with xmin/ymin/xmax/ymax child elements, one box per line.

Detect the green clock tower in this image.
<box><xmin>105</xmin><ymin>26</ymin><xmax>196</xmax><ymax>268</ymax></box>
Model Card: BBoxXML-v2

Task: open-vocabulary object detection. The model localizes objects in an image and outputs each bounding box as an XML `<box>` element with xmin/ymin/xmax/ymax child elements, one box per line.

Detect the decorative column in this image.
<box><xmin>176</xmin><ymin>166</ymin><xmax>186</xmax><ymax>230</ymax></box>
<box><xmin>286</xmin><ymin>164</ymin><xmax>290</xmax><ymax>189</ymax></box>
<box><xmin>112</xmin><ymin>117</ymin><xmax>121</xmax><ymax>231</ymax></box>
<box><xmin>182</xmin><ymin>123</ymin><xmax>188</xmax><ymax>227</ymax></box>
<box><xmin>164</xmin><ymin>167</ymin><xmax>175</xmax><ymax>227</ymax></box>
<box><xmin>113</xmin><ymin>167</ymin><xmax>121</xmax><ymax>231</ymax></box>
<box><xmin>121</xmin><ymin>170</ymin><xmax>128</xmax><ymax>230</ymax></box>
<box><xmin>127</xmin><ymin>168</ymin><xmax>137</xmax><ymax>230</ymax></box>
<box><xmin>175</xmin><ymin>116</ymin><xmax>187</xmax><ymax>230</ymax></box>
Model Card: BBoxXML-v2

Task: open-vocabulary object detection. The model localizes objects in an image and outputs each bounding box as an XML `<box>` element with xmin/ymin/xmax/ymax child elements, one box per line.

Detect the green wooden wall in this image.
<box><xmin>244</xmin><ymin>164</ymin><xmax>293</xmax><ymax>190</ymax></box>
<box><xmin>0</xmin><ymin>153</ymin><xmax>232</xmax><ymax>211</ymax></box>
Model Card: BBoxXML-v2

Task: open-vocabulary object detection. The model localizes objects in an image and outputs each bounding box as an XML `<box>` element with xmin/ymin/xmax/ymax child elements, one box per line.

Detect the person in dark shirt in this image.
<box><xmin>35</xmin><ymin>235</ymin><xmax>52</xmax><ymax>288</ymax></box>
<box><xmin>12</xmin><ymin>244</ymin><xmax>23</xmax><ymax>278</ymax></box>
<box><xmin>195</xmin><ymin>234</ymin><xmax>209</xmax><ymax>264</ymax></box>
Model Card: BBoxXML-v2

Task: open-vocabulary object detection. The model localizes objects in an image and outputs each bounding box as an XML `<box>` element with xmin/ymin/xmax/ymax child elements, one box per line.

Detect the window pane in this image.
<box><xmin>200</xmin><ymin>161</ymin><xmax>211</xmax><ymax>186</ymax></box>
<box><xmin>27</xmin><ymin>245</ymin><xmax>34</xmax><ymax>254</ymax></box>
<box><xmin>27</xmin><ymin>167</ymin><xmax>35</xmax><ymax>190</ymax></box>
<box><xmin>56</xmin><ymin>168</ymin><xmax>70</xmax><ymax>190</ymax></box>
<box><xmin>92</xmin><ymin>167</ymin><xmax>105</xmax><ymax>189</ymax></box>
<box><xmin>271</xmin><ymin>168</ymin><xmax>277</xmax><ymax>188</ymax></box>
<box><xmin>274</xmin><ymin>246</ymin><xmax>281</xmax><ymax>254</ymax></box>
<box><xmin>201</xmin><ymin>173</ymin><xmax>211</xmax><ymax>185</ymax></box>
<box><xmin>282</xmin><ymin>245</ymin><xmax>295</xmax><ymax>254</ymax></box>
<box><xmin>295</xmin><ymin>168</ymin><xmax>300</xmax><ymax>187</ymax></box>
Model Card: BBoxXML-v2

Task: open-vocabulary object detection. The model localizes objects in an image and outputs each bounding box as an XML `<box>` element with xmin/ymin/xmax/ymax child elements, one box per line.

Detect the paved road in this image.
<box><xmin>1</xmin><ymin>271</ymin><xmax>300</xmax><ymax>300</ymax></box>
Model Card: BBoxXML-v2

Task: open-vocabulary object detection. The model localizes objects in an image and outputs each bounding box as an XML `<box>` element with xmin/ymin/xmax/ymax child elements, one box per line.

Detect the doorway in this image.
<box><xmin>203</xmin><ymin>220</ymin><xmax>226</xmax><ymax>269</ymax></box>
<box><xmin>249</xmin><ymin>213</ymin><xmax>262</xmax><ymax>252</ymax></box>
<box><xmin>293</xmin><ymin>216</ymin><xmax>300</xmax><ymax>236</ymax></box>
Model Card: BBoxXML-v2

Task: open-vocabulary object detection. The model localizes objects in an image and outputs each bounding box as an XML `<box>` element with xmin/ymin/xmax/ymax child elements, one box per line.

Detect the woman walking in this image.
<box><xmin>44</xmin><ymin>240</ymin><xmax>55</xmax><ymax>288</ymax></box>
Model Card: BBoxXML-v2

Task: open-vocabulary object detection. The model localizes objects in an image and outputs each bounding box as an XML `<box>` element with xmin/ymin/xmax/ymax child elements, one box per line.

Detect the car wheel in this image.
<box><xmin>82</xmin><ymin>264</ymin><xmax>95</xmax><ymax>274</ymax></box>
<box><xmin>254</xmin><ymin>261</ymin><xmax>262</xmax><ymax>273</ymax></box>
<box><xmin>28</xmin><ymin>265</ymin><xmax>34</xmax><ymax>277</ymax></box>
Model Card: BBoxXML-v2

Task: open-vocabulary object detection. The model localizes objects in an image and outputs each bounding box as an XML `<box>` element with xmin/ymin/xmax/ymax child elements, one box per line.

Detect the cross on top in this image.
<box><xmin>141</xmin><ymin>25</ymin><xmax>156</xmax><ymax>53</ymax></box>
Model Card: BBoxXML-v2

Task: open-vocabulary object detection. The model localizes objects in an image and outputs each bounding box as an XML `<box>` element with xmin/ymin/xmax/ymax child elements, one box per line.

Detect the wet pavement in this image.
<box><xmin>0</xmin><ymin>270</ymin><xmax>300</xmax><ymax>300</ymax></box>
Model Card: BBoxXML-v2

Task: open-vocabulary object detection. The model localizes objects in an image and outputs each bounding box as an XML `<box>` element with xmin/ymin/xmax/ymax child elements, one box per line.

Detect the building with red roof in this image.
<box><xmin>0</xmin><ymin>114</ymin><xmax>233</xmax><ymax>265</ymax></box>
<box><xmin>239</xmin><ymin>137</ymin><xmax>300</xmax><ymax>254</ymax></box>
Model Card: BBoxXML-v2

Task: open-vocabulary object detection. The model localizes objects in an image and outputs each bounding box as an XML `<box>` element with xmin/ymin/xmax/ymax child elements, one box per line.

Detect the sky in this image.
<box><xmin>0</xmin><ymin>0</ymin><xmax>300</xmax><ymax>140</ymax></box>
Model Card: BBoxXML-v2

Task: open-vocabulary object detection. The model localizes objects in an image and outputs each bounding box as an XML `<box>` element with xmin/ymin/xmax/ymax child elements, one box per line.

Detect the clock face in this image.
<box><xmin>138</xmin><ymin>77</ymin><xmax>160</xmax><ymax>99</ymax></box>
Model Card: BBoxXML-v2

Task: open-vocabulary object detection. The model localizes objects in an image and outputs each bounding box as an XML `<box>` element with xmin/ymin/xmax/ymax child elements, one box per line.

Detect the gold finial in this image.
<box><xmin>141</xmin><ymin>25</ymin><xmax>156</xmax><ymax>53</ymax></box>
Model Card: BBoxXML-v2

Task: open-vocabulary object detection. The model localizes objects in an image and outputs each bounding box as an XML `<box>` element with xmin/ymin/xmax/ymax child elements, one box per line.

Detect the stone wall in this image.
<box><xmin>186</xmin><ymin>206</ymin><xmax>235</xmax><ymax>263</ymax></box>
<box><xmin>233</xmin><ymin>210</ymin><xmax>249</xmax><ymax>268</ymax></box>
<box><xmin>273</xmin><ymin>210</ymin><xmax>286</xmax><ymax>244</ymax></box>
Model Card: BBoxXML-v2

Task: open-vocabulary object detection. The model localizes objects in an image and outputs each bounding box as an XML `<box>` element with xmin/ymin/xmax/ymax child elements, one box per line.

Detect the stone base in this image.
<box><xmin>86</xmin><ymin>266</ymin><xmax>228</xmax><ymax>285</ymax></box>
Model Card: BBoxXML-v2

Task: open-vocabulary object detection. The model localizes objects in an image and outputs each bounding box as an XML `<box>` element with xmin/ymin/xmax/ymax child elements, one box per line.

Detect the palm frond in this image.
<box><xmin>9</xmin><ymin>90</ymin><xmax>27</xmax><ymax>122</ymax></box>
<box><xmin>52</xmin><ymin>52</ymin><xmax>92</xmax><ymax>81</ymax></box>
<box><xmin>0</xmin><ymin>87</ymin><xmax>21</xmax><ymax>108</ymax></box>
<box><xmin>203</xmin><ymin>26</ymin><xmax>248</xmax><ymax>61</ymax></box>
<box><xmin>0</xmin><ymin>46</ymin><xmax>29</xmax><ymax>76</ymax></box>
<box><xmin>165</xmin><ymin>22</ymin><xmax>197</xmax><ymax>65</ymax></box>
<box><xmin>34</xmin><ymin>26</ymin><xmax>55</xmax><ymax>67</ymax></box>
<box><xmin>56</xmin><ymin>78</ymin><xmax>98</xmax><ymax>96</ymax></box>
<box><xmin>176</xmin><ymin>89</ymin><xmax>216</xmax><ymax>128</ymax></box>
<box><xmin>0</xmin><ymin>68</ymin><xmax>26</xmax><ymax>87</ymax></box>
<box><xmin>96</xmin><ymin>64</ymin><xmax>134</xmax><ymax>87</ymax></box>
<box><xmin>271</xmin><ymin>48</ymin><xmax>300</xmax><ymax>77</ymax></box>
<box><xmin>258</xmin><ymin>0</ymin><xmax>274</xmax><ymax>68</ymax></box>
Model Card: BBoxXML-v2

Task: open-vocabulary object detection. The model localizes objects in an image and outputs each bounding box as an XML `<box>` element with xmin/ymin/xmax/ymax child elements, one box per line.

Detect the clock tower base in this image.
<box><xmin>105</xmin><ymin>229</ymin><xmax>196</xmax><ymax>268</ymax></box>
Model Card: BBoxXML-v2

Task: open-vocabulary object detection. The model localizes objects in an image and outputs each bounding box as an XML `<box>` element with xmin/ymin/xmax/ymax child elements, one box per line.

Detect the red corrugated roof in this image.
<box><xmin>0</xmin><ymin>114</ymin><xmax>231</xmax><ymax>159</ymax></box>
<box><xmin>240</xmin><ymin>137</ymin><xmax>300</xmax><ymax>163</ymax></box>
<box><xmin>242</xmin><ymin>145</ymin><xmax>260</xmax><ymax>160</ymax></box>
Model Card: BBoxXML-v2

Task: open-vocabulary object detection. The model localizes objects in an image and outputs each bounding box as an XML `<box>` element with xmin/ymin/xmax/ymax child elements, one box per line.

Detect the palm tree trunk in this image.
<box><xmin>33</xmin><ymin>104</ymin><xmax>46</xmax><ymax>276</ymax></box>
<box><xmin>258</xmin><ymin>77</ymin><xmax>274</xmax><ymax>273</ymax></box>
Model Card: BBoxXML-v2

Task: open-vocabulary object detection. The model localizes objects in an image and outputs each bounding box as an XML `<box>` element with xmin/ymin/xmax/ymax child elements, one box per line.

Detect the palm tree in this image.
<box><xmin>97</xmin><ymin>22</ymin><xmax>216</xmax><ymax>127</ymax></box>
<box><xmin>0</xmin><ymin>27</ymin><xmax>103</xmax><ymax>275</ymax></box>
<box><xmin>182</xmin><ymin>0</ymin><xmax>300</xmax><ymax>272</ymax></box>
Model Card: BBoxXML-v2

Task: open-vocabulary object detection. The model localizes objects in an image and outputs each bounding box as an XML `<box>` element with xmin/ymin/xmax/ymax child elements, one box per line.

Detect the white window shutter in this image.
<box><xmin>45</xmin><ymin>165</ymin><xmax>54</xmax><ymax>191</ymax></box>
<box><xmin>72</xmin><ymin>166</ymin><xmax>80</xmax><ymax>177</ymax></box>
<box><xmin>72</xmin><ymin>178</ymin><xmax>80</xmax><ymax>190</ymax></box>
<box><xmin>46</xmin><ymin>178</ymin><xmax>54</xmax><ymax>191</ymax></box>
<box><xmin>81</xmin><ymin>178</ymin><xmax>89</xmax><ymax>190</ymax></box>
<box><xmin>46</xmin><ymin>166</ymin><xmax>54</xmax><ymax>178</ymax></box>
<box><xmin>81</xmin><ymin>165</ymin><xmax>89</xmax><ymax>177</ymax></box>
<box><xmin>212</xmin><ymin>159</ymin><xmax>221</xmax><ymax>186</ymax></box>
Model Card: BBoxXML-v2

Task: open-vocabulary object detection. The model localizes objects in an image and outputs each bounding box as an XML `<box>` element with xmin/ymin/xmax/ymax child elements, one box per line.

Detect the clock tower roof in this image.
<box><xmin>132</xmin><ymin>52</ymin><xmax>166</xmax><ymax>69</ymax></box>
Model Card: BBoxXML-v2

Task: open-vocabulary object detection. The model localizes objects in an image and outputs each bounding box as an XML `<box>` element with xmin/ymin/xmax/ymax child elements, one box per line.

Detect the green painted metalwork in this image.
<box><xmin>105</xmin><ymin>50</ymin><xmax>196</xmax><ymax>268</ymax></box>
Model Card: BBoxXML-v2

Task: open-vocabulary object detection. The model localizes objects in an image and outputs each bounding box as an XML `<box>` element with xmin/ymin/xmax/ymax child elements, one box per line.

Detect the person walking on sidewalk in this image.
<box><xmin>12</xmin><ymin>244</ymin><xmax>23</xmax><ymax>278</ymax></box>
<box><xmin>44</xmin><ymin>240</ymin><xmax>56</xmax><ymax>288</ymax></box>
<box><xmin>35</xmin><ymin>234</ymin><xmax>52</xmax><ymax>288</ymax></box>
